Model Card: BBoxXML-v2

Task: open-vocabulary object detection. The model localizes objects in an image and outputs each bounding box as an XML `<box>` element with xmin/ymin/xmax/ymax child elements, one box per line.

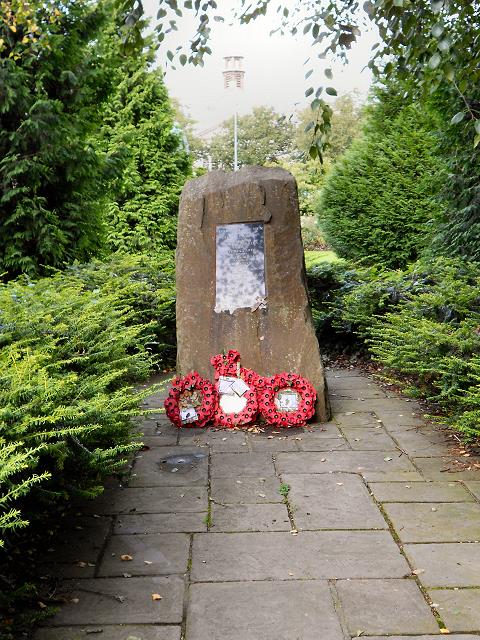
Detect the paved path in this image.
<box><xmin>36</xmin><ymin>368</ymin><xmax>480</xmax><ymax>639</ymax></box>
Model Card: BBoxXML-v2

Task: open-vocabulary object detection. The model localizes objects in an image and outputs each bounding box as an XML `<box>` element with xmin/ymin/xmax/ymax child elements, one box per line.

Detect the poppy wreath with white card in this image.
<box><xmin>210</xmin><ymin>351</ymin><xmax>259</xmax><ymax>427</ymax></box>
<box><xmin>258</xmin><ymin>372</ymin><xmax>316</xmax><ymax>427</ymax></box>
<box><xmin>164</xmin><ymin>372</ymin><xmax>216</xmax><ymax>428</ymax></box>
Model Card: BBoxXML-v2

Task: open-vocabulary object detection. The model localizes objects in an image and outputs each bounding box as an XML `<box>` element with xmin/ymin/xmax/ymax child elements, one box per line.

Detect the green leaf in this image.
<box><xmin>305</xmin><ymin>87</ymin><xmax>314</xmax><ymax>97</ymax></box>
<box><xmin>167</xmin><ymin>50</ymin><xmax>174</xmax><ymax>62</ymax></box>
<box><xmin>179</xmin><ymin>54</ymin><xmax>187</xmax><ymax>66</ymax></box>
<box><xmin>325</xmin><ymin>68</ymin><xmax>333</xmax><ymax>79</ymax></box>
<box><xmin>474</xmin><ymin>120</ymin><xmax>480</xmax><ymax>135</ymax></box>
<box><xmin>450</xmin><ymin>111</ymin><xmax>465</xmax><ymax>125</ymax></box>
<box><xmin>428</xmin><ymin>52</ymin><xmax>441</xmax><ymax>69</ymax></box>
<box><xmin>305</xmin><ymin>69</ymin><xmax>313</xmax><ymax>79</ymax></box>
<box><xmin>325</xmin><ymin>87</ymin><xmax>337</xmax><ymax>96</ymax></box>
<box><xmin>474</xmin><ymin>133</ymin><xmax>480</xmax><ymax>148</ymax></box>
<box><xmin>431</xmin><ymin>23</ymin><xmax>443</xmax><ymax>38</ymax></box>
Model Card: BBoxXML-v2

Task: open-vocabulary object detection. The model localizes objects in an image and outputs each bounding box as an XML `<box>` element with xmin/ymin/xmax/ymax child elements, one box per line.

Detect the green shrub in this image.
<box><xmin>0</xmin><ymin>257</ymin><xmax>166</xmax><ymax>547</ymax></box>
<box><xmin>66</xmin><ymin>252</ymin><xmax>177</xmax><ymax>366</ymax></box>
<box><xmin>316</xmin><ymin>87</ymin><xmax>447</xmax><ymax>269</ymax></box>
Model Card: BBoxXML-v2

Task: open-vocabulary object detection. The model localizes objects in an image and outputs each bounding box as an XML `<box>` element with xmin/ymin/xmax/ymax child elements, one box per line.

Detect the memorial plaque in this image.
<box><xmin>215</xmin><ymin>222</ymin><xmax>266</xmax><ymax>314</ymax></box>
<box><xmin>176</xmin><ymin>166</ymin><xmax>330</xmax><ymax>422</ymax></box>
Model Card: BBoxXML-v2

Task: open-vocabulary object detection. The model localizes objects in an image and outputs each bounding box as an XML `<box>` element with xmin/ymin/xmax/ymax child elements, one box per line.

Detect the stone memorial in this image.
<box><xmin>176</xmin><ymin>166</ymin><xmax>330</xmax><ymax>421</ymax></box>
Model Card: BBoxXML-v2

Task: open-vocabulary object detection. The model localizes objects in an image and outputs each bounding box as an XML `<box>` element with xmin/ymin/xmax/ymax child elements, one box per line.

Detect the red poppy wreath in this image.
<box><xmin>164</xmin><ymin>371</ymin><xmax>216</xmax><ymax>428</ymax></box>
<box><xmin>210</xmin><ymin>350</ymin><xmax>259</xmax><ymax>428</ymax></box>
<box><xmin>258</xmin><ymin>372</ymin><xmax>316</xmax><ymax>427</ymax></box>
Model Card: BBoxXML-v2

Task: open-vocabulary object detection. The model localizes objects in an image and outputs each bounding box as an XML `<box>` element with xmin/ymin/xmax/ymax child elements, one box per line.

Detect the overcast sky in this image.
<box><xmin>143</xmin><ymin>1</ymin><xmax>378</xmax><ymax>133</ymax></box>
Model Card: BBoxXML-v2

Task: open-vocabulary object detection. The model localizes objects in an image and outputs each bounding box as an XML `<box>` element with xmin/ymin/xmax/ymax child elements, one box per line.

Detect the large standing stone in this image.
<box><xmin>176</xmin><ymin>166</ymin><xmax>329</xmax><ymax>421</ymax></box>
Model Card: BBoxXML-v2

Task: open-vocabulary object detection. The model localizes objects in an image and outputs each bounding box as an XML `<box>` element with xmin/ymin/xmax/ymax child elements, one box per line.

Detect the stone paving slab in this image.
<box><xmin>335</xmin><ymin>579</ymin><xmax>439</xmax><ymax>635</ymax></box>
<box><xmin>363</xmin><ymin>636</ymin><xmax>480</xmax><ymax>640</ymax></box>
<box><xmin>129</xmin><ymin>447</ymin><xmax>208</xmax><ymax>487</ymax></box>
<box><xmin>331</xmin><ymin>387</ymin><xmax>388</xmax><ymax>399</ymax></box>
<box><xmin>186</xmin><ymin>580</ymin><xmax>344</xmax><ymax>640</ymax></box>
<box><xmin>191</xmin><ymin>531</ymin><xmax>409</xmax><ymax>581</ymax></box>
<box><xmin>247</xmin><ymin>434</ymin><xmax>300</xmax><ymax>451</ymax></box>
<box><xmin>114</xmin><ymin>512</ymin><xmax>207</xmax><ymax>534</ymax></box>
<box><xmin>44</xmin><ymin>516</ymin><xmax>111</xmax><ymax>566</ymax></box>
<box><xmin>211</xmin><ymin>477</ymin><xmax>282</xmax><ymax>504</ymax></box>
<box><xmin>368</xmin><ymin>481</ymin><xmax>475</xmax><ymax>502</ymax></box>
<box><xmin>211</xmin><ymin>452</ymin><xmax>275</xmax><ymax>478</ymax></box>
<box><xmin>211</xmin><ymin>503</ymin><xmax>290</xmax><ymax>532</ymax></box>
<box><xmin>375</xmin><ymin>412</ymin><xmax>427</xmax><ymax>430</ymax></box>
<box><xmin>283</xmin><ymin>473</ymin><xmax>386</xmax><ymax>530</ymax></box>
<box><xmin>404</xmin><ymin>543</ymin><xmax>480</xmax><ymax>586</ymax></box>
<box><xmin>465</xmin><ymin>481</ymin><xmax>480</xmax><ymax>499</ymax></box>
<box><xmin>332</xmin><ymin>397</ymin><xmax>421</xmax><ymax>413</ymax></box>
<box><xmin>299</xmin><ymin>422</ymin><xmax>344</xmax><ymax>437</ymax></box>
<box><xmin>384</xmin><ymin>502</ymin><xmax>480</xmax><ymax>542</ymax></box>
<box><xmin>98</xmin><ymin>533</ymin><xmax>190</xmax><ymax>577</ymax></box>
<box><xmin>341</xmin><ymin>426</ymin><xmax>397</xmax><ymax>450</ymax></box>
<box><xmin>428</xmin><ymin>588</ymin><xmax>480</xmax><ymax>632</ymax></box>
<box><xmin>275</xmin><ymin>450</ymin><xmax>418</xmax><ymax>475</ymax></box>
<box><xmin>209</xmin><ymin>431</ymin><xmax>248</xmax><ymax>452</ymax></box>
<box><xmin>140</xmin><ymin>435</ymin><xmax>180</xmax><ymax>447</ymax></box>
<box><xmin>46</xmin><ymin>577</ymin><xmax>184</xmax><ymax>625</ymax></box>
<box><xmin>295</xmin><ymin>436</ymin><xmax>349</xmax><ymax>452</ymax></box>
<box><xmin>413</xmin><ymin>457</ymin><xmax>480</xmax><ymax>481</ymax></box>
<box><xmin>327</xmin><ymin>376</ymin><xmax>378</xmax><ymax>389</ymax></box>
<box><xmin>35</xmin><ymin>625</ymin><xmax>181</xmax><ymax>640</ymax></box>
<box><xmin>393</xmin><ymin>435</ymin><xmax>452</xmax><ymax>459</ymax></box>
<box><xmin>82</xmin><ymin>487</ymin><xmax>207</xmax><ymax>515</ymax></box>
<box><xmin>335</xmin><ymin>412</ymin><xmax>381</xmax><ymax>428</ymax></box>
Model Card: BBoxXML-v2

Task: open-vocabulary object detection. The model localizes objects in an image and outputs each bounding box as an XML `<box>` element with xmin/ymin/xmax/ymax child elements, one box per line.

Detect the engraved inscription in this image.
<box><xmin>215</xmin><ymin>222</ymin><xmax>266</xmax><ymax>313</ymax></box>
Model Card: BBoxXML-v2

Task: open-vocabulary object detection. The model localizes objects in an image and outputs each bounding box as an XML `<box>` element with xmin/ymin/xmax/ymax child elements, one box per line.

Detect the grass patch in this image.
<box><xmin>304</xmin><ymin>250</ymin><xmax>342</xmax><ymax>269</ymax></box>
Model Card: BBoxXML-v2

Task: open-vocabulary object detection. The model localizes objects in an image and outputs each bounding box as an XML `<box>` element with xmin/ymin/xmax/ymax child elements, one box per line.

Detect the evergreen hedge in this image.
<box><xmin>0</xmin><ymin>253</ymin><xmax>175</xmax><ymax>548</ymax></box>
<box><xmin>316</xmin><ymin>89</ymin><xmax>447</xmax><ymax>269</ymax></box>
<box><xmin>306</xmin><ymin>257</ymin><xmax>480</xmax><ymax>440</ymax></box>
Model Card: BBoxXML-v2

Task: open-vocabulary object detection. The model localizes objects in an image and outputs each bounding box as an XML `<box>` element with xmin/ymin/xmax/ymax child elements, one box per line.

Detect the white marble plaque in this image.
<box><xmin>215</xmin><ymin>222</ymin><xmax>266</xmax><ymax>313</ymax></box>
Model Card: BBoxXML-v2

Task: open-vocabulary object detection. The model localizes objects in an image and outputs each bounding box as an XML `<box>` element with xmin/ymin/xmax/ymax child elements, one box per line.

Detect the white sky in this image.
<box><xmin>143</xmin><ymin>1</ymin><xmax>378</xmax><ymax>133</ymax></box>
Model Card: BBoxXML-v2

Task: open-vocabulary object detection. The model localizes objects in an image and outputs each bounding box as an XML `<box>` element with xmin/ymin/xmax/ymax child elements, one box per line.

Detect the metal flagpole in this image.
<box><xmin>234</xmin><ymin>111</ymin><xmax>238</xmax><ymax>171</ymax></box>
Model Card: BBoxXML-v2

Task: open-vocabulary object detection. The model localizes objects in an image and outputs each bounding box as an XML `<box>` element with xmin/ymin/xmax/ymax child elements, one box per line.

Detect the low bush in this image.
<box><xmin>0</xmin><ymin>252</ymin><xmax>175</xmax><ymax>550</ymax></box>
<box><xmin>306</xmin><ymin>256</ymin><xmax>480</xmax><ymax>440</ymax></box>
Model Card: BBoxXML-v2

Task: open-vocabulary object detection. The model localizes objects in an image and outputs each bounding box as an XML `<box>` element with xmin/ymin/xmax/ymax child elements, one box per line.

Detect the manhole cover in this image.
<box><xmin>159</xmin><ymin>452</ymin><xmax>207</xmax><ymax>473</ymax></box>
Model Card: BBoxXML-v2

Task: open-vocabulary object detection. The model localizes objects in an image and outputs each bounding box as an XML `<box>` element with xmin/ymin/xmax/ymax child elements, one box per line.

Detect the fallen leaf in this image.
<box><xmin>76</xmin><ymin>561</ymin><xmax>87</xmax><ymax>568</ymax></box>
<box><xmin>412</xmin><ymin>568</ymin><xmax>425</xmax><ymax>575</ymax></box>
<box><xmin>38</xmin><ymin>602</ymin><xmax>47</xmax><ymax>609</ymax></box>
<box><xmin>345</xmin><ymin>412</ymin><xmax>355</xmax><ymax>415</ymax></box>
<box><xmin>122</xmin><ymin>573</ymin><xmax>132</xmax><ymax>578</ymax></box>
<box><xmin>85</xmin><ymin>630</ymin><xmax>104</xmax><ymax>635</ymax></box>
<box><xmin>440</xmin><ymin>629</ymin><xmax>450</xmax><ymax>634</ymax></box>
<box><xmin>384</xmin><ymin>456</ymin><xmax>393</xmax><ymax>462</ymax></box>
<box><xmin>320</xmin><ymin>457</ymin><xmax>327</xmax><ymax>462</ymax></box>
<box><xmin>144</xmin><ymin>560</ymin><xmax>153</xmax><ymax>565</ymax></box>
<box><xmin>258</xmin><ymin>493</ymin><xmax>266</xmax><ymax>498</ymax></box>
<box><xmin>120</xmin><ymin>554</ymin><xmax>133</xmax><ymax>561</ymax></box>
<box><xmin>336</xmin><ymin>482</ymin><xmax>344</xmax><ymax>486</ymax></box>
<box><xmin>151</xmin><ymin>593</ymin><xmax>162</xmax><ymax>601</ymax></box>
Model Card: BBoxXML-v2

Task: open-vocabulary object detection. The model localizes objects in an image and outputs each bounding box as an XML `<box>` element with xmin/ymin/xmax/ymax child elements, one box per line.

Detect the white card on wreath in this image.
<box><xmin>231</xmin><ymin>378</ymin><xmax>249</xmax><ymax>397</ymax></box>
<box><xmin>276</xmin><ymin>391</ymin><xmax>299</xmax><ymax>411</ymax></box>
<box><xmin>218</xmin><ymin>376</ymin><xmax>237</xmax><ymax>395</ymax></box>
<box><xmin>180</xmin><ymin>407</ymin><xmax>198</xmax><ymax>423</ymax></box>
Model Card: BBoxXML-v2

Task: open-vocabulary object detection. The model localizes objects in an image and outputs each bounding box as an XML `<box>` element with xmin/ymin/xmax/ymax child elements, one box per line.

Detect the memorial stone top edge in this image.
<box><xmin>180</xmin><ymin>165</ymin><xmax>296</xmax><ymax>201</ymax></box>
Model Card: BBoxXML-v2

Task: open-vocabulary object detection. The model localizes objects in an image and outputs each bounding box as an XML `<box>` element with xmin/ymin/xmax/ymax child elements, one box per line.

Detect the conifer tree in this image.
<box><xmin>0</xmin><ymin>1</ymin><xmax>114</xmax><ymax>278</ymax></box>
<box><xmin>98</xmin><ymin>35</ymin><xmax>191</xmax><ymax>253</ymax></box>
<box><xmin>317</xmin><ymin>85</ymin><xmax>447</xmax><ymax>269</ymax></box>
